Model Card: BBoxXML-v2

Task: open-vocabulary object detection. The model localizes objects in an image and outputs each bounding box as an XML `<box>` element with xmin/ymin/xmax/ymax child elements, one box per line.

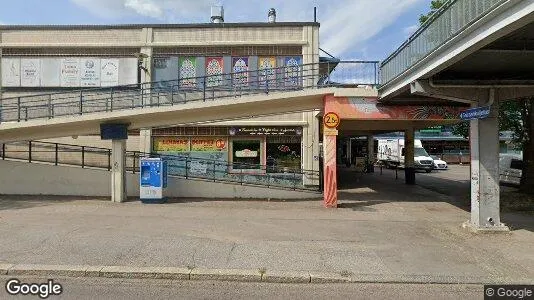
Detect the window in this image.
<box><xmin>266</xmin><ymin>142</ymin><xmax>301</xmax><ymax>173</ymax></box>
<box><xmin>231</xmin><ymin>140</ymin><xmax>262</xmax><ymax>170</ymax></box>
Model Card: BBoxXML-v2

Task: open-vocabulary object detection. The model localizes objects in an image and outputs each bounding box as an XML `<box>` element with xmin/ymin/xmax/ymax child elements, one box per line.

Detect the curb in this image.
<box><xmin>1</xmin><ymin>264</ymin><xmax>532</xmax><ymax>285</ymax></box>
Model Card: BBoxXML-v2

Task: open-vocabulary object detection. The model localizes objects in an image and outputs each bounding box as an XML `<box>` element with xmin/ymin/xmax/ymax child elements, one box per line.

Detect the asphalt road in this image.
<box><xmin>0</xmin><ymin>276</ymin><xmax>483</xmax><ymax>300</ymax></box>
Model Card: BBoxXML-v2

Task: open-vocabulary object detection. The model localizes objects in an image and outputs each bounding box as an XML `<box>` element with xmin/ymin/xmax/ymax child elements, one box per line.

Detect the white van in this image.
<box><xmin>377</xmin><ymin>139</ymin><xmax>434</xmax><ymax>172</ymax></box>
<box><xmin>499</xmin><ymin>153</ymin><xmax>523</xmax><ymax>186</ymax></box>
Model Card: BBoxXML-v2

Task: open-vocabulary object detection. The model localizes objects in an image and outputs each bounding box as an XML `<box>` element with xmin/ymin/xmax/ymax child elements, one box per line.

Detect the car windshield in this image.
<box><xmin>415</xmin><ymin>147</ymin><xmax>429</xmax><ymax>157</ymax></box>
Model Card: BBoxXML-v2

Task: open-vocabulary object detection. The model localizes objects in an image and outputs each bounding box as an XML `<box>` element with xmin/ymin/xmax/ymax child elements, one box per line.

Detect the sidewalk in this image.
<box><xmin>0</xmin><ymin>169</ymin><xmax>533</xmax><ymax>284</ymax></box>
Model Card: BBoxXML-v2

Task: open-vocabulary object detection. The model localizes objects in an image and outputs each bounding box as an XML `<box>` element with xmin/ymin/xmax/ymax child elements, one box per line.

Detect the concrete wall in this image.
<box><xmin>0</xmin><ymin>159</ymin><xmax>321</xmax><ymax>199</ymax></box>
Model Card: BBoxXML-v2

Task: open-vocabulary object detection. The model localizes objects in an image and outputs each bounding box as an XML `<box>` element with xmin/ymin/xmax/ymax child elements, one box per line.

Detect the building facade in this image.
<box><xmin>0</xmin><ymin>21</ymin><xmax>321</xmax><ymax>186</ymax></box>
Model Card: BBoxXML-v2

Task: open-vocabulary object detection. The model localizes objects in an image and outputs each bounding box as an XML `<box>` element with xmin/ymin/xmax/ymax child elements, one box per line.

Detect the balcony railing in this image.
<box><xmin>0</xmin><ymin>141</ymin><xmax>321</xmax><ymax>192</ymax></box>
<box><xmin>380</xmin><ymin>0</ymin><xmax>506</xmax><ymax>86</ymax></box>
<box><xmin>0</xmin><ymin>61</ymin><xmax>379</xmax><ymax>124</ymax></box>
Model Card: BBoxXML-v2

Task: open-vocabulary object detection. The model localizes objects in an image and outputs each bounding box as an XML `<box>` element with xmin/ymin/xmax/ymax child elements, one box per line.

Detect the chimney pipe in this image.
<box><xmin>210</xmin><ymin>6</ymin><xmax>224</xmax><ymax>23</ymax></box>
<box><xmin>268</xmin><ymin>8</ymin><xmax>276</xmax><ymax>23</ymax></box>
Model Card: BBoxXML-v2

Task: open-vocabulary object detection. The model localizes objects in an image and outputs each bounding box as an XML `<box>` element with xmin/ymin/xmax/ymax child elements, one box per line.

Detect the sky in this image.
<box><xmin>0</xmin><ymin>0</ymin><xmax>431</xmax><ymax>61</ymax></box>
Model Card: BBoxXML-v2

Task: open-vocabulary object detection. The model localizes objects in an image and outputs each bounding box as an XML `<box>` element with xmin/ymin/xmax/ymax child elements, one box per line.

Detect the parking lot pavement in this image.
<box><xmin>1</xmin><ymin>165</ymin><xmax>533</xmax><ymax>285</ymax></box>
<box><xmin>1</xmin><ymin>182</ymin><xmax>534</xmax><ymax>285</ymax></box>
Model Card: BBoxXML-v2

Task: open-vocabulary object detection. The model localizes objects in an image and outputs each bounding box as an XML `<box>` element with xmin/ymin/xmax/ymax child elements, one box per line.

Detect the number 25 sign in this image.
<box><xmin>323</xmin><ymin>112</ymin><xmax>340</xmax><ymax>129</ymax></box>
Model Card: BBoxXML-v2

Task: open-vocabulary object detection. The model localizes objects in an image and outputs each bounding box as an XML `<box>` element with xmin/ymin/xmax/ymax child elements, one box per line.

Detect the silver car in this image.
<box><xmin>431</xmin><ymin>156</ymin><xmax>448</xmax><ymax>170</ymax></box>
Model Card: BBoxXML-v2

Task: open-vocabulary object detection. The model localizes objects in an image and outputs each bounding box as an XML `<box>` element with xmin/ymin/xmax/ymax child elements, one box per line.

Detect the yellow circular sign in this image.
<box><xmin>324</xmin><ymin>112</ymin><xmax>340</xmax><ymax>129</ymax></box>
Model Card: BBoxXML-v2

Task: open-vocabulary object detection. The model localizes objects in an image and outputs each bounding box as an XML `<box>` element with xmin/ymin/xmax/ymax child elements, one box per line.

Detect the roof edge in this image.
<box><xmin>0</xmin><ymin>22</ymin><xmax>320</xmax><ymax>30</ymax></box>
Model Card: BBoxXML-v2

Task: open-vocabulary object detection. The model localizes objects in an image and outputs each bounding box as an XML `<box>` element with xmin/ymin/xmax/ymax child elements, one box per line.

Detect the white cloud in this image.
<box><xmin>69</xmin><ymin>0</ymin><xmax>425</xmax><ymax>57</ymax></box>
<box><xmin>403</xmin><ymin>24</ymin><xmax>419</xmax><ymax>36</ymax></box>
<box><xmin>124</xmin><ymin>0</ymin><xmax>164</xmax><ymax>19</ymax></box>
<box><xmin>320</xmin><ymin>0</ymin><xmax>424</xmax><ymax>56</ymax></box>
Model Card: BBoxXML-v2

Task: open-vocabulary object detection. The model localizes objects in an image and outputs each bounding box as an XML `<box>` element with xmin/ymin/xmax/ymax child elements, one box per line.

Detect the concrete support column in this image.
<box><xmin>346</xmin><ymin>138</ymin><xmax>352</xmax><ymax>166</ymax></box>
<box><xmin>367</xmin><ymin>135</ymin><xmax>375</xmax><ymax>173</ymax></box>
<box><xmin>111</xmin><ymin>139</ymin><xmax>127</xmax><ymax>203</ymax></box>
<box><xmin>323</xmin><ymin>133</ymin><xmax>337</xmax><ymax>208</ymax></box>
<box><xmin>404</xmin><ymin>128</ymin><xmax>415</xmax><ymax>185</ymax></box>
<box><xmin>467</xmin><ymin>90</ymin><xmax>508</xmax><ymax>232</ymax></box>
<box><xmin>302</xmin><ymin>110</ymin><xmax>320</xmax><ymax>186</ymax></box>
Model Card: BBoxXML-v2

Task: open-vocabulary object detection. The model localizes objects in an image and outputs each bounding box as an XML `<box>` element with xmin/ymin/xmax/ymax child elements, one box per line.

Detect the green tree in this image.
<box><xmin>419</xmin><ymin>0</ymin><xmax>446</xmax><ymax>24</ymax></box>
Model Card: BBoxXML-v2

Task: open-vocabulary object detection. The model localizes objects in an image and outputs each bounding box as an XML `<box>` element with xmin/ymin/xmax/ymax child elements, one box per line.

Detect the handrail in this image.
<box><xmin>380</xmin><ymin>0</ymin><xmax>507</xmax><ymax>85</ymax></box>
<box><xmin>0</xmin><ymin>140</ymin><xmax>321</xmax><ymax>192</ymax></box>
<box><xmin>0</xmin><ymin>61</ymin><xmax>379</xmax><ymax>123</ymax></box>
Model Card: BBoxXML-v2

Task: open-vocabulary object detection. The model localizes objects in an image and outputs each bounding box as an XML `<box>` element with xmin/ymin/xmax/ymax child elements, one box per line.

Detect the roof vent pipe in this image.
<box><xmin>268</xmin><ymin>8</ymin><xmax>276</xmax><ymax>23</ymax></box>
<box><xmin>211</xmin><ymin>6</ymin><xmax>224</xmax><ymax>23</ymax></box>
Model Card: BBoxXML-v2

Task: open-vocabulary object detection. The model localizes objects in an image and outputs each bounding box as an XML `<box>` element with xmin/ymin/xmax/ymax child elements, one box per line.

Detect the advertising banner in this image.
<box><xmin>284</xmin><ymin>56</ymin><xmax>302</xmax><ymax>87</ymax></box>
<box><xmin>80</xmin><ymin>58</ymin><xmax>101</xmax><ymax>87</ymax></box>
<box><xmin>101</xmin><ymin>58</ymin><xmax>119</xmax><ymax>87</ymax></box>
<box><xmin>179</xmin><ymin>57</ymin><xmax>197</xmax><ymax>88</ymax></box>
<box><xmin>205</xmin><ymin>57</ymin><xmax>224</xmax><ymax>87</ymax></box>
<box><xmin>191</xmin><ymin>137</ymin><xmax>227</xmax><ymax>152</ymax></box>
<box><xmin>20</xmin><ymin>58</ymin><xmax>41</xmax><ymax>87</ymax></box>
<box><xmin>153</xmin><ymin>137</ymin><xmax>190</xmax><ymax>152</ymax></box>
<box><xmin>60</xmin><ymin>58</ymin><xmax>80</xmax><ymax>87</ymax></box>
<box><xmin>228</xmin><ymin>127</ymin><xmax>302</xmax><ymax>136</ymax></box>
<box><xmin>118</xmin><ymin>57</ymin><xmax>138</xmax><ymax>85</ymax></box>
<box><xmin>232</xmin><ymin>57</ymin><xmax>249</xmax><ymax>87</ymax></box>
<box><xmin>258</xmin><ymin>56</ymin><xmax>277</xmax><ymax>86</ymax></box>
<box><xmin>1</xmin><ymin>58</ymin><xmax>21</xmax><ymax>87</ymax></box>
<box><xmin>40</xmin><ymin>58</ymin><xmax>61</xmax><ymax>87</ymax></box>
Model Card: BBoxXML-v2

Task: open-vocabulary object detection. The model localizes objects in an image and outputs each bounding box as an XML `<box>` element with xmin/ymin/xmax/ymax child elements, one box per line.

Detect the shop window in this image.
<box><xmin>232</xmin><ymin>140</ymin><xmax>262</xmax><ymax>170</ymax></box>
<box><xmin>266</xmin><ymin>142</ymin><xmax>301</xmax><ymax>173</ymax></box>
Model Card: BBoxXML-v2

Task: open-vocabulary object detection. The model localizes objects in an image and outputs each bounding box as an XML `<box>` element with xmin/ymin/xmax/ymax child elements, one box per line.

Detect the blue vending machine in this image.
<box><xmin>140</xmin><ymin>158</ymin><xmax>168</xmax><ymax>203</ymax></box>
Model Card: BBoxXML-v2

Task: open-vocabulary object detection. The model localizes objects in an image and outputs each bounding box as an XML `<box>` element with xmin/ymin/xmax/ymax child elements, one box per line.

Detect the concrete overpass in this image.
<box><xmin>379</xmin><ymin>0</ymin><xmax>534</xmax><ymax>232</ymax></box>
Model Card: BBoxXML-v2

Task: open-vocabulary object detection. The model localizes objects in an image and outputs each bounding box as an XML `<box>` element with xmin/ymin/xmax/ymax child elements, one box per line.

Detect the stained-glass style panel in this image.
<box><xmin>179</xmin><ymin>57</ymin><xmax>197</xmax><ymax>88</ymax></box>
<box><xmin>206</xmin><ymin>57</ymin><xmax>224</xmax><ymax>87</ymax></box>
<box><xmin>258</xmin><ymin>56</ymin><xmax>277</xmax><ymax>87</ymax></box>
<box><xmin>284</xmin><ymin>56</ymin><xmax>302</xmax><ymax>87</ymax></box>
<box><xmin>232</xmin><ymin>57</ymin><xmax>249</xmax><ymax>88</ymax></box>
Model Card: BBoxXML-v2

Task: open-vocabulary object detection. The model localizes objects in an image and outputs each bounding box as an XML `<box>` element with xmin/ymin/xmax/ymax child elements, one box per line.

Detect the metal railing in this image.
<box><xmin>0</xmin><ymin>61</ymin><xmax>379</xmax><ymax>123</ymax></box>
<box><xmin>0</xmin><ymin>141</ymin><xmax>321</xmax><ymax>192</ymax></box>
<box><xmin>380</xmin><ymin>0</ymin><xmax>506</xmax><ymax>85</ymax></box>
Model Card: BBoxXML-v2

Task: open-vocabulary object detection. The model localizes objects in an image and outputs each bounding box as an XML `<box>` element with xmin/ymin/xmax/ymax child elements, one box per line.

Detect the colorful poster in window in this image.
<box><xmin>100</xmin><ymin>59</ymin><xmax>119</xmax><ymax>87</ymax></box>
<box><xmin>191</xmin><ymin>137</ymin><xmax>227</xmax><ymax>152</ymax></box>
<box><xmin>179</xmin><ymin>57</ymin><xmax>197</xmax><ymax>88</ymax></box>
<box><xmin>60</xmin><ymin>58</ymin><xmax>80</xmax><ymax>87</ymax></box>
<box><xmin>153</xmin><ymin>137</ymin><xmax>190</xmax><ymax>152</ymax></box>
<box><xmin>232</xmin><ymin>57</ymin><xmax>249</xmax><ymax>87</ymax></box>
<box><xmin>284</xmin><ymin>56</ymin><xmax>302</xmax><ymax>87</ymax></box>
<box><xmin>1</xmin><ymin>58</ymin><xmax>21</xmax><ymax>87</ymax></box>
<box><xmin>20</xmin><ymin>58</ymin><xmax>41</xmax><ymax>87</ymax></box>
<box><xmin>205</xmin><ymin>57</ymin><xmax>224</xmax><ymax>87</ymax></box>
<box><xmin>258</xmin><ymin>56</ymin><xmax>277</xmax><ymax>87</ymax></box>
<box><xmin>80</xmin><ymin>58</ymin><xmax>101</xmax><ymax>87</ymax></box>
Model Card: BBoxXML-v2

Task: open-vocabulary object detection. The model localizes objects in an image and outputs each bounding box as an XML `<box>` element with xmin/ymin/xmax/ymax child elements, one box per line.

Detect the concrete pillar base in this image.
<box><xmin>405</xmin><ymin>168</ymin><xmax>416</xmax><ymax>185</ymax></box>
<box><xmin>111</xmin><ymin>139</ymin><xmax>127</xmax><ymax>203</ymax></box>
<box><xmin>462</xmin><ymin>221</ymin><xmax>510</xmax><ymax>233</ymax></box>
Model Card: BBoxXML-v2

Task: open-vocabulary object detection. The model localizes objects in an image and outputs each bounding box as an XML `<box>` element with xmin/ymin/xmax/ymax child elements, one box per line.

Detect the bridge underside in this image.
<box><xmin>321</xmin><ymin>94</ymin><xmax>464</xmax><ymax>208</ymax></box>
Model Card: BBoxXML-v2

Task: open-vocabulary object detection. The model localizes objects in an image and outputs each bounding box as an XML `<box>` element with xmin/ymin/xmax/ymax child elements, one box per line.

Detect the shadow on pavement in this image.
<box><xmin>337</xmin><ymin>166</ymin><xmax>534</xmax><ymax>232</ymax></box>
<box><xmin>337</xmin><ymin>167</ymin><xmax>470</xmax><ymax>211</ymax></box>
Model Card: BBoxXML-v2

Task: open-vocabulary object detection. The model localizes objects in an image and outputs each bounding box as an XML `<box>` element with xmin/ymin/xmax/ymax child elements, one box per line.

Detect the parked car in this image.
<box><xmin>431</xmin><ymin>156</ymin><xmax>448</xmax><ymax>170</ymax></box>
<box><xmin>499</xmin><ymin>153</ymin><xmax>523</xmax><ymax>186</ymax></box>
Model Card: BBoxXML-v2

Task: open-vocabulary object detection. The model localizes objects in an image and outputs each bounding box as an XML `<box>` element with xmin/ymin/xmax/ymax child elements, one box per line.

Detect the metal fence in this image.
<box><xmin>0</xmin><ymin>61</ymin><xmax>379</xmax><ymax>123</ymax></box>
<box><xmin>380</xmin><ymin>0</ymin><xmax>506</xmax><ymax>85</ymax></box>
<box><xmin>0</xmin><ymin>141</ymin><xmax>321</xmax><ymax>192</ymax></box>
